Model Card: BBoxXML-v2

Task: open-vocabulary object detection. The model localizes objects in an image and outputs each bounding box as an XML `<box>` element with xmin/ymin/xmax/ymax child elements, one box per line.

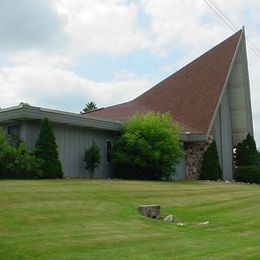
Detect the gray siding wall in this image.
<box><xmin>174</xmin><ymin>157</ymin><xmax>186</xmax><ymax>180</ymax></box>
<box><xmin>55</xmin><ymin>124</ymin><xmax>118</xmax><ymax>178</ymax></box>
<box><xmin>2</xmin><ymin>119</ymin><xmax>186</xmax><ymax>179</ymax></box>
<box><xmin>20</xmin><ymin>120</ymin><xmax>118</xmax><ymax>178</ymax></box>
<box><xmin>23</xmin><ymin>121</ymin><xmax>186</xmax><ymax>179</ymax></box>
<box><xmin>213</xmin><ymin>89</ymin><xmax>233</xmax><ymax>180</ymax></box>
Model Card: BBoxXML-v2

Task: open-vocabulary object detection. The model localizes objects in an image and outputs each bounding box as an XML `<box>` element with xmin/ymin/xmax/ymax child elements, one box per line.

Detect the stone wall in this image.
<box><xmin>184</xmin><ymin>138</ymin><xmax>212</xmax><ymax>179</ymax></box>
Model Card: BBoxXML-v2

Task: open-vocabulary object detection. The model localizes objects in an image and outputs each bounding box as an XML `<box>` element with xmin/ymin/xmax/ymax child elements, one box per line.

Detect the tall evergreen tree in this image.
<box><xmin>34</xmin><ymin>118</ymin><xmax>63</xmax><ymax>178</ymax></box>
<box><xmin>81</xmin><ymin>102</ymin><xmax>97</xmax><ymax>113</ymax></box>
<box><xmin>234</xmin><ymin>133</ymin><xmax>257</xmax><ymax>167</ymax></box>
<box><xmin>200</xmin><ymin>140</ymin><xmax>222</xmax><ymax>180</ymax></box>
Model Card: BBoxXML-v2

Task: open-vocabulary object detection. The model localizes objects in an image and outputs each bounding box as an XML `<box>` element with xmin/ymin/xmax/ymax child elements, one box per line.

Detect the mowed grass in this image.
<box><xmin>0</xmin><ymin>180</ymin><xmax>259</xmax><ymax>259</ymax></box>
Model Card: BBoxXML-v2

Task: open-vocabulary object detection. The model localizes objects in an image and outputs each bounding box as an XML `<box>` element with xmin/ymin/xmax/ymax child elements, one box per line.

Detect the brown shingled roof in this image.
<box><xmin>87</xmin><ymin>30</ymin><xmax>243</xmax><ymax>134</ymax></box>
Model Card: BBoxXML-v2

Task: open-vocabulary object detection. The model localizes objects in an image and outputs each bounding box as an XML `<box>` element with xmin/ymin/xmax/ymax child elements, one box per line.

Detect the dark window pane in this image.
<box><xmin>107</xmin><ymin>140</ymin><xmax>112</xmax><ymax>163</ymax></box>
<box><xmin>8</xmin><ymin>125</ymin><xmax>20</xmax><ymax>137</ymax></box>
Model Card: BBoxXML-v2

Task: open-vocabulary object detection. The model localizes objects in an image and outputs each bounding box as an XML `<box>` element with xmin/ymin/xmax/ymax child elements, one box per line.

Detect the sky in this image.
<box><xmin>0</xmin><ymin>0</ymin><xmax>260</xmax><ymax>144</ymax></box>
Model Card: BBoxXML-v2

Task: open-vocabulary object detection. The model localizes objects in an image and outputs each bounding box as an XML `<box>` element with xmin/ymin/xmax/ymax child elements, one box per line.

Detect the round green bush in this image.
<box><xmin>112</xmin><ymin>112</ymin><xmax>184</xmax><ymax>180</ymax></box>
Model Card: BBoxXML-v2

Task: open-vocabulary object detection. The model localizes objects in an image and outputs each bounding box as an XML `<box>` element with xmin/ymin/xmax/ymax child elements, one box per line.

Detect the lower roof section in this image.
<box><xmin>0</xmin><ymin>104</ymin><xmax>122</xmax><ymax>132</ymax></box>
<box><xmin>0</xmin><ymin>104</ymin><xmax>208</xmax><ymax>142</ymax></box>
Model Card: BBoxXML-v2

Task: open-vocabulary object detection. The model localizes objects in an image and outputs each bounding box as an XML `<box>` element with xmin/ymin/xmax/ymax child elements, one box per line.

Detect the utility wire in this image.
<box><xmin>208</xmin><ymin>0</ymin><xmax>239</xmax><ymax>31</ymax></box>
<box><xmin>202</xmin><ymin>0</ymin><xmax>236</xmax><ymax>32</ymax></box>
<box><xmin>202</xmin><ymin>0</ymin><xmax>260</xmax><ymax>58</ymax></box>
<box><xmin>204</xmin><ymin>0</ymin><xmax>260</xmax><ymax>57</ymax></box>
<box><xmin>208</xmin><ymin>0</ymin><xmax>260</xmax><ymax>55</ymax></box>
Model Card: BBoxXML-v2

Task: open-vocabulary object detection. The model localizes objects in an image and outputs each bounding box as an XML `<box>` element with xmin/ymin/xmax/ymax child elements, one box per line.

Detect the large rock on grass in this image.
<box><xmin>138</xmin><ymin>205</ymin><xmax>160</xmax><ymax>219</ymax></box>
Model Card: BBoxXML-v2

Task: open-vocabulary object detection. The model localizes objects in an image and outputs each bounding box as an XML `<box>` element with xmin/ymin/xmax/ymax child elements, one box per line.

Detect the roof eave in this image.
<box><xmin>0</xmin><ymin>104</ymin><xmax>122</xmax><ymax>132</ymax></box>
<box><xmin>179</xmin><ymin>133</ymin><xmax>208</xmax><ymax>142</ymax></box>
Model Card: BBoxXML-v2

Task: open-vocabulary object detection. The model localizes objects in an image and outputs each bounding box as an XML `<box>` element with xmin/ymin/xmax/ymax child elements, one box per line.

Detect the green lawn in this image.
<box><xmin>0</xmin><ymin>180</ymin><xmax>259</xmax><ymax>259</ymax></box>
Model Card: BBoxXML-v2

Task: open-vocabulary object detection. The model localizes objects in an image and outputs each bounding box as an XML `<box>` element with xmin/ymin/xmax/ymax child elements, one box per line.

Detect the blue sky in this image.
<box><xmin>0</xmin><ymin>0</ymin><xmax>260</xmax><ymax>144</ymax></box>
<box><xmin>75</xmin><ymin>49</ymin><xmax>185</xmax><ymax>81</ymax></box>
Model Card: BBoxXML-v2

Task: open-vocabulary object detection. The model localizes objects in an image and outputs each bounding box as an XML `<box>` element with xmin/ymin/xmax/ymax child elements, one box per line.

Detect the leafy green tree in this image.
<box><xmin>34</xmin><ymin>118</ymin><xmax>63</xmax><ymax>179</ymax></box>
<box><xmin>113</xmin><ymin>113</ymin><xmax>184</xmax><ymax>180</ymax></box>
<box><xmin>84</xmin><ymin>141</ymin><xmax>101</xmax><ymax>178</ymax></box>
<box><xmin>0</xmin><ymin>128</ymin><xmax>42</xmax><ymax>179</ymax></box>
<box><xmin>10</xmin><ymin>143</ymin><xmax>43</xmax><ymax>179</ymax></box>
<box><xmin>234</xmin><ymin>133</ymin><xmax>258</xmax><ymax>167</ymax></box>
<box><xmin>81</xmin><ymin>102</ymin><xmax>97</xmax><ymax>113</ymax></box>
<box><xmin>200</xmin><ymin>140</ymin><xmax>222</xmax><ymax>180</ymax></box>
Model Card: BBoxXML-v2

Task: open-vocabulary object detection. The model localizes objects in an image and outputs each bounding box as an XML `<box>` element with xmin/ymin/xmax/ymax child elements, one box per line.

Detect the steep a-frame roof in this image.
<box><xmin>87</xmin><ymin>30</ymin><xmax>243</xmax><ymax>134</ymax></box>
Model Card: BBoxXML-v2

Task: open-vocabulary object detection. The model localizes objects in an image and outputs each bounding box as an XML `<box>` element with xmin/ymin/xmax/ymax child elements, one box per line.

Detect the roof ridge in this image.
<box><xmin>135</xmin><ymin>29</ymin><xmax>243</xmax><ymax>102</ymax></box>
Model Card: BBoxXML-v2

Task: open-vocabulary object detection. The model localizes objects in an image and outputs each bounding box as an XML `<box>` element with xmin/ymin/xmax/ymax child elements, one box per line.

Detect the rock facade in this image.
<box><xmin>185</xmin><ymin>138</ymin><xmax>212</xmax><ymax>179</ymax></box>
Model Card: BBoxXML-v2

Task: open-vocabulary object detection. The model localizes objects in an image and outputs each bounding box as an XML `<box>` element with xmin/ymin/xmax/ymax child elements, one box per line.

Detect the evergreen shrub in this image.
<box><xmin>235</xmin><ymin>166</ymin><xmax>260</xmax><ymax>184</ymax></box>
<box><xmin>34</xmin><ymin>118</ymin><xmax>63</xmax><ymax>178</ymax></box>
<box><xmin>84</xmin><ymin>141</ymin><xmax>101</xmax><ymax>178</ymax></box>
<box><xmin>200</xmin><ymin>140</ymin><xmax>222</xmax><ymax>180</ymax></box>
<box><xmin>234</xmin><ymin>134</ymin><xmax>258</xmax><ymax>167</ymax></box>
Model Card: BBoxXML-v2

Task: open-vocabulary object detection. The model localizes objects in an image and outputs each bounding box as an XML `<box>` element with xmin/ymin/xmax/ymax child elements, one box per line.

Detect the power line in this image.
<box><xmin>208</xmin><ymin>0</ymin><xmax>239</xmax><ymax>31</ymax></box>
<box><xmin>204</xmin><ymin>0</ymin><xmax>260</xmax><ymax>57</ymax></box>
<box><xmin>202</xmin><ymin>0</ymin><xmax>236</xmax><ymax>32</ymax></box>
<box><xmin>246</xmin><ymin>39</ymin><xmax>260</xmax><ymax>57</ymax></box>
<box><xmin>202</xmin><ymin>0</ymin><xmax>260</xmax><ymax>58</ymax></box>
<box><xmin>208</xmin><ymin>0</ymin><xmax>260</xmax><ymax>55</ymax></box>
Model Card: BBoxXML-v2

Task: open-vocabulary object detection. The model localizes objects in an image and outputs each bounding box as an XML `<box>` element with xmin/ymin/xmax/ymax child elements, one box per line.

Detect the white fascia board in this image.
<box><xmin>0</xmin><ymin>104</ymin><xmax>24</xmax><ymax>112</ymax></box>
<box><xmin>207</xmin><ymin>30</ymin><xmax>244</xmax><ymax>135</ymax></box>
<box><xmin>179</xmin><ymin>133</ymin><xmax>208</xmax><ymax>142</ymax></box>
<box><xmin>240</xmin><ymin>30</ymin><xmax>254</xmax><ymax>135</ymax></box>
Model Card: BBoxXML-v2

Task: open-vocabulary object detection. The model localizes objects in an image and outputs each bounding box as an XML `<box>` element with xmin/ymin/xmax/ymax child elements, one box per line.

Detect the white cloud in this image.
<box><xmin>53</xmin><ymin>0</ymin><xmax>150</xmax><ymax>55</ymax></box>
<box><xmin>140</xmin><ymin>0</ymin><xmax>221</xmax><ymax>54</ymax></box>
<box><xmin>7</xmin><ymin>51</ymin><xmax>74</xmax><ymax>68</ymax></box>
<box><xmin>0</xmin><ymin>57</ymin><xmax>152</xmax><ymax>111</ymax></box>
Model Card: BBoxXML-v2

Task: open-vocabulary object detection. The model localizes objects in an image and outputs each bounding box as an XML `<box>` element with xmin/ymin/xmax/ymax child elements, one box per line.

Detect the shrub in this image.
<box><xmin>13</xmin><ymin>143</ymin><xmax>43</xmax><ymax>178</ymax></box>
<box><xmin>34</xmin><ymin>118</ymin><xmax>63</xmax><ymax>179</ymax></box>
<box><xmin>234</xmin><ymin>166</ymin><xmax>260</xmax><ymax>184</ymax></box>
<box><xmin>7</xmin><ymin>134</ymin><xmax>23</xmax><ymax>148</ymax></box>
<box><xmin>234</xmin><ymin>134</ymin><xmax>257</xmax><ymax>167</ymax></box>
<box><xmin>113</xmin><ymin>113</ymin><xmax>184</xmax><ymax>180</ymax></box>
<box><xmin>200</xmin><ymin>140</ymin><xmax>222</xmax><ymax>180</ymax></box>
<box><xmin>0</xmin><ymin>137</ymin><xmax>17</xmax><ymax>178</ymax></box>
<box><xmin>84</xmin><ymin>141</ymin><xmax>101</xmax><ymax>178</ymax></box>
<box><xmin>0</xmin><ymin>128</ymin><xmax>42</xmax><ymax>179</ymax></box>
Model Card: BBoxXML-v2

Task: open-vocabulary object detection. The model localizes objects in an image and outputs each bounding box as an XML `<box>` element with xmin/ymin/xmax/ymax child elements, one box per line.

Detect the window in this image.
<box><xmin>8</xmin><ymin>125</ymin><xmax>20</xmax><ymax>137</ymax></box>
<box><xmin>106</xmin><ymin>140</ymin><xmax>112</xmax><ymax>163</ymax></box>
